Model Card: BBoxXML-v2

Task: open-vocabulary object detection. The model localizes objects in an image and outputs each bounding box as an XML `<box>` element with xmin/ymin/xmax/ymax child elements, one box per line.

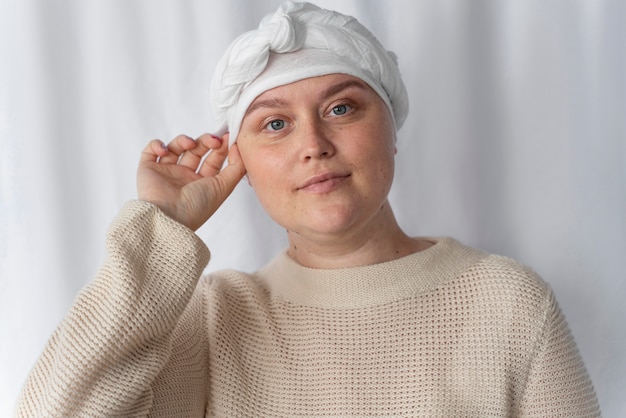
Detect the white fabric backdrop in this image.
<box><xmin>1</xmin><ymin>0</ymin><xmax>624</xmax><ymax>415</ymax></box>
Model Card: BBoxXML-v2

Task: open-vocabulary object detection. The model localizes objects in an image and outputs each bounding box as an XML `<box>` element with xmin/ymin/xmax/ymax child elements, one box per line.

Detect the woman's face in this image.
<box><xmin>237</xmin><ymin>73</ymin><xmax>397</xmax><ymax>243</ymax></box>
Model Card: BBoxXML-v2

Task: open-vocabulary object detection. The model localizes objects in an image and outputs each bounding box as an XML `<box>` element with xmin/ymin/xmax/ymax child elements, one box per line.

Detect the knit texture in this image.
<box><xmin>15</xmin><ymin>201</ymin><xmax>600</xmax><ymax>417</ymax></box>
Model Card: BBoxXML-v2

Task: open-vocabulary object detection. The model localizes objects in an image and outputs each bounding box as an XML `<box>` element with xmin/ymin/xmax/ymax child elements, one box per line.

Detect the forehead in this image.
<box><xmin>245</xmin><ymin>74</ymin><xmax>374</xmax><ymax>114</ymax></box>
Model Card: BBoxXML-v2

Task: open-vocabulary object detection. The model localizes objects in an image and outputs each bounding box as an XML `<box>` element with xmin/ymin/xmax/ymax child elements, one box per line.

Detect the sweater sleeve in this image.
<box><xmin>14</xmin><ymin>200</ymin><xmax>211</xmax><ymax>417</ymax></box>
<box><xmin>516</xmin><ymin>287</ymin><xmax>601</xmax><ymax>417</ymax></box>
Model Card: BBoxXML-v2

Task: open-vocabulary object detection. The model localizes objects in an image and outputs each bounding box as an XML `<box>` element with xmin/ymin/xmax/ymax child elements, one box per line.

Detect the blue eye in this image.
<box><xmin>331</xmin><ymin>104</ymin><xmax>350</xmax><ymax>116</ymax></box>
<box><xmin>267</xmin><ymin>119</ymin><xmax>286</xmax><ymax>131</ymax></box>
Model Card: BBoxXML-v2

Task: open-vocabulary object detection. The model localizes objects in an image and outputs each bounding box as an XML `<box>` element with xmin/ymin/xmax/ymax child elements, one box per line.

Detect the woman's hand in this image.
<box><xmin>137</xmin><ymin>133</ymin><xmax>246</xmax><ymax>231</ymax></box>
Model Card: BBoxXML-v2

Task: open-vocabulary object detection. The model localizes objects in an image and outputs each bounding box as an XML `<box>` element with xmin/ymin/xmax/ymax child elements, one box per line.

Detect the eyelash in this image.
<box><xmin>329</xmin><ymin>103</ymin><xmax>352</xmax><ymax>116</ymax></box>
<box><xmin>261</xmin><ymin>102</ymin><xmax>355</xmax><ymax>132</ymax></box>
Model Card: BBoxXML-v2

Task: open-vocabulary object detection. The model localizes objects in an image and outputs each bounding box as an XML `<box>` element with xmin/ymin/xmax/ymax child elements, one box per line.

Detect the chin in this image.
<box><xmin>293</xmin><ymin>207</ymin><xmax>364</xmax><ymax>237</ymax></box>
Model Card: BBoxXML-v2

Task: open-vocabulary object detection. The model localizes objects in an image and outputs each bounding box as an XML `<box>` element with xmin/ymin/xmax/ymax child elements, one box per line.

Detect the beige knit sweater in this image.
<box><xmin>16</xmin><ymin>201</ymin><xmax>600</xmax><ymax>417</ymax></box>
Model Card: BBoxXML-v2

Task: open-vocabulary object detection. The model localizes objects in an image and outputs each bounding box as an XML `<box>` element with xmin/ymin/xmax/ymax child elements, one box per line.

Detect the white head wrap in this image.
<box><xmin>210</xmin><ymin>1</ymin><xmax>409</xmax><ymax>146</ymax></box>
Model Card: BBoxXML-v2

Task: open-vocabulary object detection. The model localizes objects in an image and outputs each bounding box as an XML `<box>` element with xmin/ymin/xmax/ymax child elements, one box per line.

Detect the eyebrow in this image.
<box><xmin>244</xmin><ymin>78</ymin><xmax>370</xmax><ymax>117</ymax></box>
<box><xmin>245</xmin><ymin>97</ymin><xmax>290</xmax><ymax>118</ymax></box>
<box><xmin>322</xmin><ymin>78</ymin><xmax>370</xmax><ymax>99</ymax></box>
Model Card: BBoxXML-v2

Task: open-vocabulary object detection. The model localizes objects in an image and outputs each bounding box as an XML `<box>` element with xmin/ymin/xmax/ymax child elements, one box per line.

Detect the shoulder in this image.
<box><xmin>431</xmin><ymin>237</ymin><xmax>551</xmax><ymax>301</ymax></box>
<box><xmin>440</xmin><ymin>246</ymin><xmax>555</xmax><ymax>330</ymax></box>
<box><xmin>464</xmin><ymin>252</ymin><xmax>551</xmax><ymax>301</ymax></box>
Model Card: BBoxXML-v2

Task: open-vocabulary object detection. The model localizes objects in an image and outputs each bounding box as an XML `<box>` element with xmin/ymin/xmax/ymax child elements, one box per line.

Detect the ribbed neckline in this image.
<box><xmin>256</xmin><ymin>237</ymin><xmax>487</xmax><ymax>309</ymax></box>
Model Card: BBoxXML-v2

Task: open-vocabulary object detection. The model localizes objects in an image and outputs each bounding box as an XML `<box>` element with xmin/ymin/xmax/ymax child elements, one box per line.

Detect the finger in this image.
<box><xmin>196</xmin><ymin>133</ymin><xmax>230</xmax><ymax>177</ymax></box>
<box><xmin>178</xmin><ymin>133</ymin><xmax>222</xmax><ymax>171</ymax></box>
<box><xmin>140</xmin><ymin>139</ymin><xmax>169</xmax><ymax>164</ymax></box>
<box><xmin>158</xmin><ymin>134</ymin><xmax>196</xmax><ymax>164</ymax></box>
<box><xmin>213</xmin><ymin>143</ymin><xmax>247</xmax><ymax>197</ymax></box>
<box><xmin>186</xmin><ymin>143</ymin><xmax>245</xmax><ymax>228</ymax></box>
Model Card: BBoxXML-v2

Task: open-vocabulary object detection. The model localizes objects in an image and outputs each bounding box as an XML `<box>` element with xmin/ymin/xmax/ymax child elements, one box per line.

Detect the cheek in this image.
<box><xmin>238</xmin><ymin>141</ymin><xmax>261</xmax><ymax>181</ymax></box>
<box><xmin>360</xmin><ymin>142</ymin><xmax>396</xmax><ymax>192</ymax></box>
<box><xmin>358</xmin><ymin>129</ymin><xmax>396</xmax><ymax>171</ymax></box>
<box><xmin>375</xmin><ymin>155</ymin><xmax>395</xmax><ymax>187</ymax></box>
<box><xmin>239</xmin><ymin>147</ymin><xmax>282</xmax><ymax>196</ymax></box>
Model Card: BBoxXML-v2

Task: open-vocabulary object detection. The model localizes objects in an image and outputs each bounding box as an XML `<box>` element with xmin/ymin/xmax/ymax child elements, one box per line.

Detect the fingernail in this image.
<box><xmin>210</xmin><ymin>134</ymin><xmax>223</xmax><ymax>143</ymax></box>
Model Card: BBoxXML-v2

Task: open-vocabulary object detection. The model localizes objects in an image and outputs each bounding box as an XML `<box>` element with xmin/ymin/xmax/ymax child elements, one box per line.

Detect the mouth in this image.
<box><xmin>297</xmin><ymin>172</ymin><xmax>351</xmax><ymax>193</ymax></box>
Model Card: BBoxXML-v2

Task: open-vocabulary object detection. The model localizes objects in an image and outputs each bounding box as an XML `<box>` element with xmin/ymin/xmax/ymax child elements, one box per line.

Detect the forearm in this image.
<box><xmin>15</xmin><ymin>200</ymin><xmax>210</xmax><ymax>417</ymax></box>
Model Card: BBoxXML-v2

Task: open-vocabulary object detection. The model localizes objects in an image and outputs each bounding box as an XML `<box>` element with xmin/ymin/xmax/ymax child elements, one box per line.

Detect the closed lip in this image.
<box><xmin>297</xmin><ymin>172</ymin><xmax>351</xmax><ymax>190</ymax></box>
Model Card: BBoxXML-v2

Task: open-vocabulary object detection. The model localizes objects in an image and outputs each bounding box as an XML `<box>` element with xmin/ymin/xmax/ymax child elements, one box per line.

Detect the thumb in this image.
<box><xmin>214</xmin><ymin>143</ymin><xmax>247</xmax><ymax>199</ymax></box>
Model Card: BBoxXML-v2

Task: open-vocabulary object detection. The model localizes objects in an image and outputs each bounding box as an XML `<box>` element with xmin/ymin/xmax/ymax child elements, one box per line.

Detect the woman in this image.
<box><xmin>16</xmin><ymin>2</ymin><xmax>599</xmax><ymax>416</ymax></box>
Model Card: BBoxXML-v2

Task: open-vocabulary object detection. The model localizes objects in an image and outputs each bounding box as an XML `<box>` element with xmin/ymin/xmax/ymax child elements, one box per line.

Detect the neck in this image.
<box><xmin>286</xmin><ymin>202</ymin><xmax>431</xmax><ymax>269</ymax></box>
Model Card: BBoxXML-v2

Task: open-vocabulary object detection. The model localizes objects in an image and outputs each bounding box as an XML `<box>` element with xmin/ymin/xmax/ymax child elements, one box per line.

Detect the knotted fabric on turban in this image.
<box><xmin>210</xmin><ymin>1</ymin><xmax>409</xmax><ymax>145</ymax></box>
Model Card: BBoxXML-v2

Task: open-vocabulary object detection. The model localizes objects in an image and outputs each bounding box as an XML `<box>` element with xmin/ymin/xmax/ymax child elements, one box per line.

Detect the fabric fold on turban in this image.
<box><xmin>209</xmin><ymin>1</ymin><xmax>409</xmax><ymax>145</ymax></box>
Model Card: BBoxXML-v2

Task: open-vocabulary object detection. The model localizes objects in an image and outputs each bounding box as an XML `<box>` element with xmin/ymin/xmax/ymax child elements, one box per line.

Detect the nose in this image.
<box><xmin>299</xmin><ymin>119</ymin><xmax>335</xmax><ymax>161</ymax></box>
